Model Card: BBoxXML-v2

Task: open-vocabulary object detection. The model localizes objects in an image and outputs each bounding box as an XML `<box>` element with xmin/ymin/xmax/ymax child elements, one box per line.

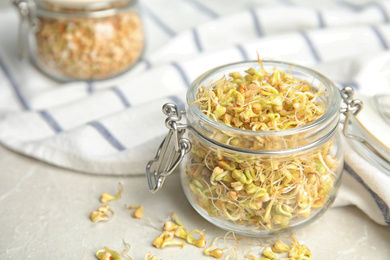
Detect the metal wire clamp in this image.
<box><xmin>147</xmin><ymin>87</ymin><xmax>389</xmax><ymax>193</ymax></box>
<box><xmin>146</xmin><ymin>103</ymin><xmax>191</xmax><ymax>193</ymax></box>
<box><xmin>341</xmin><ymin>86</ymin><xmax>390</xmax><ymax>166</ymax></box>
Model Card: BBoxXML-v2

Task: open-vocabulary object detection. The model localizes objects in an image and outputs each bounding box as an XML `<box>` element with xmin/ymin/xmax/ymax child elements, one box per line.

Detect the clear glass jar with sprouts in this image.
<box><xmin>146</xmin><ymin>60</ymin><xmax>364</xmax><ymax>237</ymax></box>
<box><xmin>13</xmin><ymin>0</ymin><xmax>144</xmax><ymax>81</ymax></box>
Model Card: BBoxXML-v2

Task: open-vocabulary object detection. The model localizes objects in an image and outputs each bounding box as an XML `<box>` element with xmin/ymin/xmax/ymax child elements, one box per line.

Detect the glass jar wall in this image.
<box><xmin>181</xmin><ymin>61</ymin><xmax>344</xmax><ymax>236</ymax></box>
<box><xmin>17</xmin><ymin>0</ymin><xmax>144</xmax><ymax>81</ymax></box>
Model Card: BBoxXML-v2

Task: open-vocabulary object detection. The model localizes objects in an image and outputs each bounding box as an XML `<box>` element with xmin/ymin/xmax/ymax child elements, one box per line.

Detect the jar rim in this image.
<box><xmin>186</xmin><ymin>60</ymin><xmax>341</xmax><ymax>138</ymax></box>
<box><xmin>35</xmin><ymin>0</ymin><xmax>137</xmax><ymax>15</ymax></box>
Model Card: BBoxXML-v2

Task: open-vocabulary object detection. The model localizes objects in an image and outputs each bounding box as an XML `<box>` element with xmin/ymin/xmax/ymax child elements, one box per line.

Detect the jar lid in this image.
<box><xmin>43</xmin><ymin>0</ymin><xmax>111</xmax><ymax>4</ymax></box>
<box><xmin>36</xmin><ymin>0</ymin><xmax>130</xmax><ymax>11</ymax></box>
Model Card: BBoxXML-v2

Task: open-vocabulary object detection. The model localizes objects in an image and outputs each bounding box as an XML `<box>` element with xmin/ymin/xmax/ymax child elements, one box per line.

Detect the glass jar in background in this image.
<box><xmin>14</xmin><ymin>0</ymin><xmax>144</xmax><ymax>81</ymax></box>
<box><xmin>146</xmin><ymin>61</ymin><xmax>365</xmax><ymax>236</ymax></box>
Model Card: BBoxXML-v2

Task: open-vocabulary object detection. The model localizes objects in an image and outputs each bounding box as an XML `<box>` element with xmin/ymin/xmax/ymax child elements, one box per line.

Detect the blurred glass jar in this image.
<box><xmin>146</xmin><ymin>61</ymin><xmax>366</xmax><ymax>236</ymax></box>
<box><xmin>14</xmin><ymin>0</ymin><xmax>144</xmax><ymax>81</ymax></box>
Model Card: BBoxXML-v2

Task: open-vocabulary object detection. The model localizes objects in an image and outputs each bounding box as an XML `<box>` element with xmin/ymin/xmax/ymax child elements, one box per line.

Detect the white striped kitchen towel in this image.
<box><xmin>0</xmin><ymin>0</ymin><xmax>389</xmax><ymax>225</ymax></box>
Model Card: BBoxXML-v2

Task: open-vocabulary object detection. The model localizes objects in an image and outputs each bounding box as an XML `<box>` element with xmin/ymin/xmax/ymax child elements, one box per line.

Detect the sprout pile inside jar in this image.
<box><xmin>184</xmin><ymin>60</ymin><xmax>339</xmax><ymax>232</ymax></box>
<box><xmin>33</xmin><ymin>0</ymin><xmax>144</xmax><ymax>80</ymax></box>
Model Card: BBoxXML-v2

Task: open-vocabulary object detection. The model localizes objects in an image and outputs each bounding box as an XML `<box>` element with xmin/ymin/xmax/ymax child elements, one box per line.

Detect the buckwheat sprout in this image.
<box><xmin>203</xmin><ymin>178</ymin><xmax>219</xmax><ymax>199</ymax></box>
<box><xmin>218</xmin><ymin>180</ymin><xmax>232</xmax><ymax>192</ymax></box>
<box><xmin>90</xmin><ymin>204</ymin><xmax>114</xmax><ymax>223</ymax></box>
<box><xmin>187</xmin><ymin>229</ymin><xmax>206</xmax><ymax>248</ymax></box>
<box><xmin>288</xmin><ymin>235</ymin><xmax>312</xmax><ymax>259</ymax></box>
<box><xmin>262</xmin><ymin>246</ymin><xmax>276</xmax><ymax>259</ymax></box>
<box><xmin>100</xmin><ymin>182</ymin><xmax>123</xmax><ymax>203</ymax></box>
<box><xmin>171</xmin><ymin>212</ymin><xmax>184</xmax><ymax>227</ymax></box>
<box><xmin>272</xmin><ymin>239</ymin><xmax>291</xmax><ymax>253</ymax></box>
<box><xmin>122</xmin><ymin>240</ymin><xmax>133</xmax><ymax>260</ymax></box>
<box><xmin>223</xmin><ymin>231</ymin><xmax>239</xmax><ymax>249</ymax></box>
<box><xmin>144</xmin><ymin>253</ymin><xmax>155</xmax><ymax>260</ymax></box>
<box><xmin>202</xmin><ymin>110</ymin><xmax>218</xmax><ymax>121</ymax></box>
<box><xmin>245</xmin><ymin>254</ymin><xmax>271</xmax><ymax>260</ymax></box>
<box><xmin>317</xmin><ymin>151</ymin><xmax>331</xmax><ymax>174</ymax></box>
<box><xmin>126</xmin><ymin>205</ymin><xmax>143</xmax><ymax>219</ymax></box>
<box><xmin>184</xmin><ymin>60</ymin><xmax>336</xmax><ymax>231</ymax></box>
<box><xmin>204</xmin><ymin>151</ymin><xmax>214</xmax><ymax>171</ymax></box>
<box><xmin>206</xmin><ymin>231</ymin><xmax>240</xmax><ymax>260</ymax></box>
<box><xmin>96</xmin><ymin>247</ymin><xmax>123</xmax><ymax>260</ymax></box>
<box><xmin>205</xmin><ymin>236</ymin><xmax>226</xmax><ymax>259</ymax></box>
<box><xmin>153</xmin><ymin>231</ymin><xmax>185</xmax><ymax>249</ymax></box>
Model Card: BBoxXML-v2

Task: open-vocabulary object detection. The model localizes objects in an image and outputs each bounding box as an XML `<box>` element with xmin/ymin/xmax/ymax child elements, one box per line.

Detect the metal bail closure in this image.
<box><xmin>146</xmin><ymin>103</ymin><xmax>192</xmax><ymax>193</ymax></box>
<box><xmin>13</xmin><ymin>0</ymin><xmax>38</xmax><ymax>60</ymax></box>
<box><xmin>341</xmin><ymin>86</ymin><xmax>390</xmax><ymax>166</ymax></box>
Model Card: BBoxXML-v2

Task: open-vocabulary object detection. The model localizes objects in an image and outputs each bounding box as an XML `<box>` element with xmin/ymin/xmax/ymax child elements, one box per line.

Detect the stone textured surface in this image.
<box><xmin>0</xmin><ymin>145</ymin><xmax>389</xmax><ymax>259</ymax></box>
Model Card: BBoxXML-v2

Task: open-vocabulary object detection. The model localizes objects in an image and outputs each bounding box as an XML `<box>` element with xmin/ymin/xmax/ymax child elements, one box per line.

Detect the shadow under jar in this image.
<box><xmin>15</xmin><ymin>0</ymin><xmax>144</xmax><ymax>81</ymax></box>
<box><xmin>147</xmin><ymin>61</ymin><xmax>359</xmax><ymax>237</ymax></box>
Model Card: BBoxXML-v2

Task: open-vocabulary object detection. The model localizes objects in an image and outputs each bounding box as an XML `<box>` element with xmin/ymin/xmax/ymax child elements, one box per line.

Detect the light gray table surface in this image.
<box><xmin>1</xmin><ymin>143</ymin><xmax>390</xmax><ymax>259</ymax></box>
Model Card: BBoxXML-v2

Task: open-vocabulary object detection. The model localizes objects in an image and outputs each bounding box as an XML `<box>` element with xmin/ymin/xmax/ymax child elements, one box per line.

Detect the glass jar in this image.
<box><xmin>14</xmin><ymin>0</ymin><xmax>144</xmax><ymax>81</ymax></box>
<box><xmin>146</xmin><ymin>60</ymin><xmax>364</xmax><ymax>237</ymax></box>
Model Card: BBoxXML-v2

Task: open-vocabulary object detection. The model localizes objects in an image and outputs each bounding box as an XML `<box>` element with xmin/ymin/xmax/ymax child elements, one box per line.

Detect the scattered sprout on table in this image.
<box><xmin>122</xmin><ymin>239</ymin><xmax>133</xmax><ymax>260</ymax></box>
<box><xmin>96</xmin><ymin>247</ymin><xmax>123</xmax><ymax>260</ymax></box>
<box><xmin>163</xmin><ymin>221</ymin><xmax>178</xmax><ymax>231</ymax></box>
<box><xmin>204</xmin><ymin>236</ymin><xmax>224</xmax><ymax>259</ymax></box>
<box><xmin>288</xmin><ymin>235</ymin><xmax>312</xmax><ymax>259</ymax></box>
<box><xmin>171</xmin><ymin>211</ymin><xmax>185</xmax><ymax>226</ymax></box>
<box><xmin>126</xmin><ymin>205</ymin><xmax>144</xmax><ymax>219</ymax></box>
<box><xmin>272</xmin><ymin>239</ymin><xmax>290</xmax><ymax>253</ymax></box>
<box><xmin>262</xmin><ymin>246</ymin><xmax>276</xmax><ymax>259</ymax></box>
<box><xmin>144</xmin><ymin>252</ymin><xmax>162</xmax><ymax>260</ymax></box>
<box><xmin>204</xmin><ymin>231</ymin><xmax>239</xmax><ymax>259</ymax></box>
<box><xmin>244</xmin><ymin>235</ymin><xmax>312</xmax><ymax>260</ymax></box>
<box><xmin>100</xmin><ymin>182</ymin><xmax>123</xmax><ymax>203</ymax></box>
<box><xmin>246</xmin><ymin>255</ymin><xmax>270</xmax><ymax>260</ymax></box>
<box><xmin>154</xmin><ymin>212</ymin><xmax>208</xmax><ymax>249</ymax></box>
<box><xmin>153</xmin><ymin>231</ymin><xmax>185</xmax><ymax>249</ymax></box>
<box><xmin>187</xmin><ymin>229</ymin><xmax>207</xmax><ymax>248</ymax></box>
<box><xmin>90</xmin><ymin>204</ymin><xmax>114</xmax><ymax>223</ymax></box>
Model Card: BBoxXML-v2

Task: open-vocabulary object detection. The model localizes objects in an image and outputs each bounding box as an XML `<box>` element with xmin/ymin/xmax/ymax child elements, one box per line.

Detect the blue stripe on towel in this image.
<box><xmin>249</xmin><ymin>9</ymin><xmax>264</xmax><ymax>37</ymax></box>
<box><xmin>316</xmin><ymin>10</ymin><xmax>325</xmax><ymax>28</ymax></box>
<box><xmin>141</xmin><ymin>59</ymin><xmax>152</xmax><ymax>70</ymax></box>
<box><xmin>371</xmin><ymin>2</ymin><xmax>390</xmax><ymax>23</ymax></box>
<box><xmin>371</xmin><ymin>26</ymin><xmax>389</xmax><ymax>50</ymax></box>
<box><xmin>89</xmin><ymin>121</ymin><xmax>126</xmax><ymax>151</ymax></box>
<box><xmin>345</xmin><ymin>163</ymin><xmax>390</xmax><ymax>225</ymax></box>
<box><xmin>236</xmin><ymin>44</ymin><xmax>249</xmax><ymax>61</ymax></box>
<box><xmin>184</xmin><ymin>0</ymin><xmax>218</xmax><ymax>18</ymax></box>
<box><xmin>192</xmin><ymin>28</ymin><xmax>203</xmax><ymax>52</ymax></box>
<box><xmin>39</xmin><ymin>110</ymin><xmax>63</xmax><ymax>133</ymax></box>
<box><xmin>337</xmin><ymin>1</ymin><xmax>360</xmax><ymax>11</ymax></box>
<box><xmin>338</xmin><ymin>0</ymin><xmax>390</xmax><ymax>23</ymax></box>
<box><xmin>0</xmin><ymin>56</ymin><xmax>30</xmax><ymax>110</ymax></box>
<box><xmin>141</xmin><ymin>4</ymin><xmax>176</xmax><ymax>37</ymax></box>
<box><xmin>300</xmin><ymin>31</ymin><xmax>321</xmax><ymax>62</ymax></box>
<box><xmin>87</xmin><ymin>81</ymin><xmax>94</xmax><ymax>94</ymax></box>
<box><xmin>171</xmin><ymin>62</ymin><xmax>190</xmax><ymax>87</ymax></box>
<box><xmin>111</xmin><ymin>87</ymin><xmax>131</xmax><ymax>108</ymax></box>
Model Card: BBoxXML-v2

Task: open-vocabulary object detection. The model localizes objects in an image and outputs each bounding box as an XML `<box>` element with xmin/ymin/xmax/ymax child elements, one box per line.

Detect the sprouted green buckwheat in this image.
<box><xmin>35</xmin><ymin>5</ymin><xmax>143</xmax><ymax>80</ymax></box>
<box><xmin>185</xmin><ymin>59</ymin><xmax>337</xmax><ymax>231</ymax></box>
